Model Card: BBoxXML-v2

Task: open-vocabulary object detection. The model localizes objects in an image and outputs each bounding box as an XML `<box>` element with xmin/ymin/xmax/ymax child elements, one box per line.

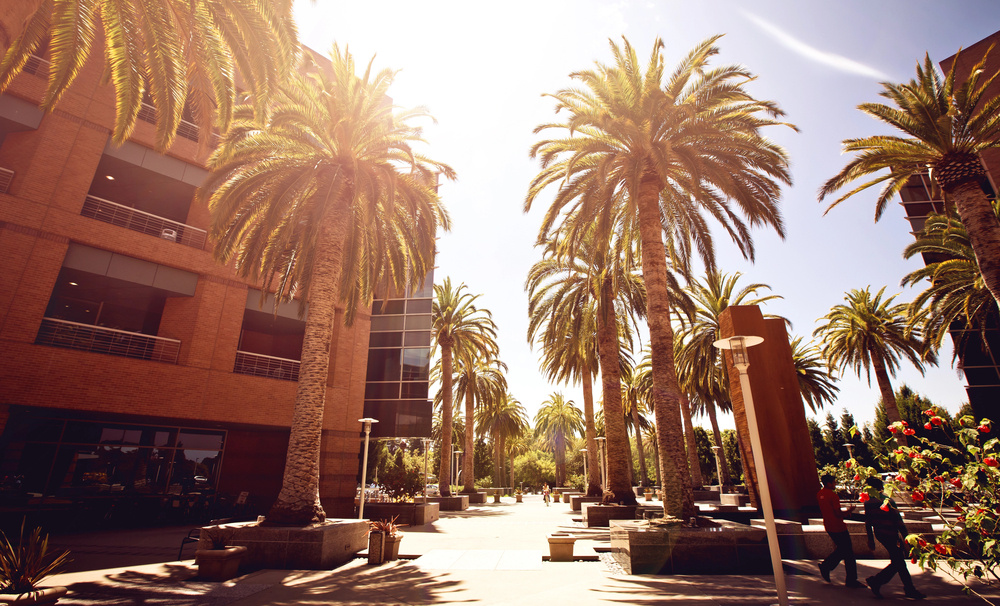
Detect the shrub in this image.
<box><xmin>0</xmin><ymin>521</ymin><xmax>71</xmax><ymax>595</ymax></box>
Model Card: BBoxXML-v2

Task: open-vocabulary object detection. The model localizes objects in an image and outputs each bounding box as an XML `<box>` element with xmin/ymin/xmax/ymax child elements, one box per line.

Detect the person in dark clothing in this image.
<box><xmin>817</xmin><ymin>473</ymin><xmax>865</xmax><ymax>588</ymax></box>
<box><xmin>863</xmin><ymin>476</ymin><xmax>926</xmax><ymax>600</ymax></box>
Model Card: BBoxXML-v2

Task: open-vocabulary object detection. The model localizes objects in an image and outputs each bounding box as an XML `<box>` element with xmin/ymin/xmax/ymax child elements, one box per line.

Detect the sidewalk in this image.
<box><xmin>44</xmin><ymin>494</ymin><xmax>999</xmax><ymax>605</ymax></box>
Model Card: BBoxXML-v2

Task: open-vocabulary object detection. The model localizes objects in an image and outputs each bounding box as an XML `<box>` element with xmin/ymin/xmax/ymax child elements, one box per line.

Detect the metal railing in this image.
<box><xmin>24</xmin><ymin>54</ymin><xmax>49</xmax><ymax>76</ymax></box>
<box><xmin>0</xmin><ymin>167</ymin><xmax>12</xmax><ymax>194</ymax></box>
<box><xmin>137</xmin><ymin>102</ymin><xmax>200</xmax><ymax>142</ymax></box>
<box><xmin>36</xmin><ymin>318</ymin><xmax>181</xmax><ymax>363</ymax></box>
<box><xmin>81</xmin><ymin>194</ymin><xmax>207</xmax><ymax>250</ymax></box>
<box><xmin>234</xmin><ymin>351</ymin><xmax>300</xmax><ymax>381</ymax></box>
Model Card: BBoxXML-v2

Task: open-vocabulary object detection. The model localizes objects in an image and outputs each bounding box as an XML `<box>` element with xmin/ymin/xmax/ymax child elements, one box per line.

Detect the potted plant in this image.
<box><xmin>195</xmin><ymin>525</ymin><xmax>247</xmax><ymax>582</ymax></box>
<box><xmin>368</xmin><ymin>517</ymin><xmax>404</xmax><ymax>565</ymax></box>
<box><xmin>515</xmin><ymin>489</ymin><xmax>523</xmax><ymax>503</ymax></box>
<box><xmin>0</xmin><ymin>521</ymin><xmax>71</xmax><ymax>605</ymax></box>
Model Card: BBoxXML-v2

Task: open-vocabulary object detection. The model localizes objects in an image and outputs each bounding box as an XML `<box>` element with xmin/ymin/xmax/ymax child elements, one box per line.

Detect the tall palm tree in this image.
<box><xmin>476</xmin><ymin>391</ymin><xmax>529</xmax><ymax>488</ymax></box>
<box><xmin>202</xmin><ymin>48</ymin><xmax>450</xmax><ymax>525</ymax></box>
<box><xmin>820</xmin><ymin>51</ymin><xmax>1000</xmax><ymax>310</ymax></box>
<box><xmin>1</xmin><ymin>0</ymin><xmax>298</xmax><ymax>151</ymax></box>
<box><xmin>674</xmin><ymin>271</ymin><xmax>785</xmax><ymax>488</ymax></box>
<box><xmin>526</xmin><ymin>218</ymin><xmax>645</xmax><ymax>502</ymax></box>
<box><xmin>902</xmin><ymin>208</ymin><xmax>999</xmax><ymax>357</ymax></box>
<box><xmin>642</xmin><ymin>344</ymin><xmax>703</xmax><ymax>487</ymax></box>
<box><xmin>454</xmin><ymin>357</ymin><xmax>507</xmax><ymax>493</ymax></box>
<box><xmin>526</xmin><ymin>36</ymin><xmax>792</xmax><ymax>518</ymax></box>
<box><xmin>431</xmin><ymin>278</ymin><xmax>497</xmax><ymax>498</ymax></box>
<box><xmin>813</xmin><ymin>287</ymin><xmax>936</xmax><ymax>445</ymax></box>
<box><xmin>535</xmin><ymin>393</ymin><xmax>584</xmax><ymax>487</ymax></box>
<box><xmin>621</xmin><ymin>360</ymin><xmax>652</xmax><ymax>487</ymax></box>
<box><xmin>789</xmin><ymin>336</ymin><xmax>840</xmax><ymax>413</ymax></box>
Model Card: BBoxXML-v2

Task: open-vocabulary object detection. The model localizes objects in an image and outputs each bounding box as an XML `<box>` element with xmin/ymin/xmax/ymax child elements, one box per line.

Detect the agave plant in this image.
<box><xmin>368</xmin><ymin>516</ymin><xmax>405</xmax><ymax>537</ymax></box>
<box><xmin>0</xmin><ymin>521</ymin><xmax>71</xmax><ymax>595</ymax></box>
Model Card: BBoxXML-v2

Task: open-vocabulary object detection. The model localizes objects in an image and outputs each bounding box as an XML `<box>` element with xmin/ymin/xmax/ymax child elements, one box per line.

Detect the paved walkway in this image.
<box><xmin>43</xmin><ymin>494</ymin><xmax>1000</xmax><ymax>605</ymax></box>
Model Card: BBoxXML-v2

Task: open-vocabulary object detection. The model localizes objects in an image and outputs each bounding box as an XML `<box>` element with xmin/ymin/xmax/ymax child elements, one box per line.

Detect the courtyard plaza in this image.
<box><xmin>40</xmin><ymin>493</ymin><xmax>999</xmax><ymax>605</ymax></box>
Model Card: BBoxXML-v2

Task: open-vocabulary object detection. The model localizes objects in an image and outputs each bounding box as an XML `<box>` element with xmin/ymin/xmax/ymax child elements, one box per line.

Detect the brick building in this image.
<box><xmin>0</xmin><ymin>26</ymin><xmax>432</xmax><ymax>525</ymax></box>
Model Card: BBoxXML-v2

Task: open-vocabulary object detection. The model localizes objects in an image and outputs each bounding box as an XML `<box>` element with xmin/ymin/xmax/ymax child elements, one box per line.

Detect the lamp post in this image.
<box><xmin>711</xmin><ymin>445</ymin><xmax>724</xmax><ymax>490</ymax></box>
<box><xmin>714</xmin><ymin>335</ymin><xmax>787</xmax><ymax>606</ymax></box>
<box><xmin>422</xmin><ymin>438</ymin><xmax>431</xmax><ymax>503</ymax></box>
<box><xmin>580</xmin><ymin>448</ymin><xmax>588</xmax><ymax>490</ymax></box>
<box><xmin>595</xmin><ymin>437</ymin><xmax>607</xmax><ymax>490</ymax></box>
<box><xmin>358</xmin><ymin>417</ymin><xmax>379</xmax><ymax>520</ymax></box>
<box><xmin>454</xmin><ymin>451</ymin><xmax>463</xmax><ymax>491</ymax></box>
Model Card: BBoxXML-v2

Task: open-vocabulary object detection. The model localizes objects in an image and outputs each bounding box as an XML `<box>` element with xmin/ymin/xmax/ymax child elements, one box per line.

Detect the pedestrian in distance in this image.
<box><xmin>543</xmin><ymin>483</ymin><xmax>550</xmax><ymax>506</ymax></box>
<box><xmin>863</xmin><ymin>476</ymin><xmax>926</xmax><ymax>600</ymax></box>
<box><xmin>816</xmin><ymin>473</ymin><xmax>865</xmax><ymax>588</ymax></box>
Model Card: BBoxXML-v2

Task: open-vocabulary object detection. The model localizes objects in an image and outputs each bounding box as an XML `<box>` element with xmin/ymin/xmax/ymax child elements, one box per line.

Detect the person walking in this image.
<box><xmin>543</xmin><ymin>483</ymin><xmax>551</xmax><ymax>507</ymax></box>
<box><xmin>863</xmin><ymin>476</ymin><xmax>926</xmax><ymax>600</ymax></box>
<box><xmin>817</xmin><ymin>473</ymin><xmax>865</xmax><ymax>588</ymax></box>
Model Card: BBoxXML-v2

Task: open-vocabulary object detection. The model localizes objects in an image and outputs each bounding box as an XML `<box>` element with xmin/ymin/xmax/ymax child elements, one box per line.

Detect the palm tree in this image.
<box><xmin>674</xmin><ymin>271</ymin><xmax>785</xmax><ymax>488</ymax></box>
<box><xmin>476</xmin><ymin>392</ymin><xmax>529</xmax><ymax>488</ymax></box>
<box><xmin>535</xmin><ymin>393</ymin><xmax>584</xmax><ymax>487</ymax></box>
<box><xmin>820</xmin><ymin>51</ymin><xmax>1000</xmax><ymax>311</ymax></box>
<box><xmin>1</xmin><ymin>0</ymin><xmax>298</xmax><ymax>151</ymax></box>
<box><xmin>431</xmin><ymin>278</ymin><xmax>497</xmax><ymax>498</ymax></box>
<box><xmin>526</xmin><ymin>37</ymin><xmax>792</xmax><ymax>518</ymax></box>
<box><xmin>902</xmin><ymin>208</ymin><xmax>999</xmax><ymax>357</ymax></box>
<box><xmin>789</xmin><ymin>336</ymin><xmax>840</xmax><ymax>413</ymax></box>
<box><xmin>201</xmin><ymin>48</ymin><xmax>450</xmax><ymax>525</ymax></box>
<box><xmin>641</xmin><ymin>345</ymin><xmax>702</xmax><ymax>487</ymax></box>
<box><xmin>454</xmin><ymin>357</ymin><xmax>507</xmax><ymax>493</ymax></box>
<box><xmin>813</xmin><ymin>287</ymin><xmax>936</xmax><ymax>445</ymax></box>
<box><xmin>621</xmin><ymin>360</ymin><xmax>652</xmax><ymax>487</ymax></box>
<box><xmin>526</xmin><ymin>218</ymin><xmax>645</xmax><ymax>502</ymax></box>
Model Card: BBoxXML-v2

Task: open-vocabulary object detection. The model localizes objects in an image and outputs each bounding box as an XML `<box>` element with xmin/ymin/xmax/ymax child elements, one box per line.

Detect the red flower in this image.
<box><xmin>854</xmin><ymin>474</ymin><xmax>861</xmax><ymax>482</ymax></box>
<box><xmin>980</xmin><ymin>424</ymin><xmax>991</xmax><ymax>433</ymax></box>
<box><xmin>889</xmin><ymin>426</ymin><xmax>898</xmax><ymax>434</ymax></box>
<box><xmin>918</xmin><ymin>539</ymin><xmax>928</xmax><ymax>547</ymax></box>
<box><xmin>924</xmin><ymin>423</ymin><xmax>933</xmax><ymax>430</ymax></box>
<box><xmin>911</xmin><ymin>557</ymin><xmax>918</xmax><ymax>564</ymax></box>
<box><xmin>935</xmin><ymin>544</ymin><xmax>950</xmax><ymax>556</ymax></box>
<box><xmin>880</xmin><ymin>501</ymin><xmax>891</xmax><ymax>512</ymax></box>
<box><xmin>955</xmin><ymin>506</ymin><xmax>964</xmax><ymax>512</ymax></box>
<box><xmin>931</xmin><ymin>417</ymin><xmax>944</xmax><ymax>426</ymax></box>
<box><xmin>934</xmin><ymin>476</ymin><xmax>944</xmax><ymax>483</ymax></box>
<box><xmin>859</xmin><ymin>493</ymin><xmax>870</xmax><ymax>503</ymax></box>
<box><xmin>909</xmin><ymin>451</ymin><xmax>919</xmax><ymax>458</ymax></box>
<box><xmin>984</xmin><ymin>457</ymin><xmax>999</xmax><ymax>467</ymax></box>
<box><xmin>912</xmin><ymin>491</ymin><xmax>925</xmax><ymax>502</ymax></box>
<box><xmin>951</xmin><ymin>478</ymin><xmax>962</xmax><ymax>487</ymax></box>
<box><xmin>904</xmin><ymin>428</ymin><xmax>916</xmax><ymax>436</ymax></box>
<box><xmin>845</xmin><ymin>460</ymin><xmax>852</xmax><ymax>469</ymax></box>
<box><xmin>923</xmin><ymin>409</ymin><xmax>934</xmax><ymax>416</ymax></box>
<box><xmin>901</xmin><ymin>421</ymin><xmax>909</xmax><ymax>427</ymax></box>
<box><xmin>893</xmin><ymin>449</ymin><xmax>904</xmax><ymax>455</ymax></box>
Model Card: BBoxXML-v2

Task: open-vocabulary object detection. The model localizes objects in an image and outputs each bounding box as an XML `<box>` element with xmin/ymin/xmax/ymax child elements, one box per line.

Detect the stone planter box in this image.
<box><xmin>462</xmin><ymin>491</ymin><xmax>488</xmax><ymax>504</ymax></box>
<box><xmin>196</xmin><ymin>545</ymin><xmax>248</xmax><ymax>581</ymax></box>
<box><xmin>583</xmin><ymin>504</ymin><xmax>637</xmax><ymax>527</ymax></box>
<box><xmin>570</xmin><ymin>496</ymin><xmax>603</xmax><ymax>512</ymax></box>
<box><xmin>515</xmin><ymin>494</ymin><xmax>523</xmax><ymax>503</ymax></box>
<box><xmin>368</xmin><ymin>532</ymin><xmax>402</xmax><ymax>564</ymax></box>
<box><xmin>720</xmin><ymin>493</ymin><xmax>750</xmax><ymax>507</ymax></box>
<box><xmin>611</xmin><ymin>519</ymin><xmax>771</xmax><ymax>575</ymax></box>
<box><xmin>427</xmin><ymin>495</ymin><xmax>470</xmax><ymax>511</ymax></box>
<box><xmin>547</xmin><ymin>533</ymin><xmax>577</xmax><ymax>562</ymax></box>
<box><xmin>0</xmin><ymin>587</ymin><xmax>67</xmax><ymax>604</ymax></box>
<box><xmin>201</xmin><ymin>519</ymin><xmax>368</xmax><ymax>571</ymax></box>
<box><xmin>363</xmin><ymin>502</ymin><xmax>439</xmax><ymax>526</ymax></box>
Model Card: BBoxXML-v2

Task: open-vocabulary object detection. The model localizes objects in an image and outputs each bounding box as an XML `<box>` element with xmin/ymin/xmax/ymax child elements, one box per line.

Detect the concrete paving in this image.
<box><xmin>40</xmin><ymin>494</ymin><xmax>1000</xmax><ymax>604</ymax></box>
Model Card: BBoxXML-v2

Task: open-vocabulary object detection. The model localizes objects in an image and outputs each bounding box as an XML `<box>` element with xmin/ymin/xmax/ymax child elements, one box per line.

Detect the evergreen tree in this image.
<box><xmin>692</xmin><ymin>427</ymin><xmax>716</xmax><ymax>483</ymax></box>
<box><xmin>722</xmin><ymin>430</ymin><xmax>744</xmax><ymax>484</ymax></box>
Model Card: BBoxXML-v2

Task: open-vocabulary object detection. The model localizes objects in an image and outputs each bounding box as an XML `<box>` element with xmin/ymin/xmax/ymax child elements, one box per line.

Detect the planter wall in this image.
<box><xmin>0</xmin><ymin>587</ymin><xmax>68</xmax><ymax>605</ymax></box>
<box><xmin>363</xmin><ymin>502</ymin><xmax>440</xmax><ymax>526</ymax></box>
<box><xmin>582</xmin><ymin>504</ymin><xmax>637</xmax><ymax>528</ymax></box>
<box><xmin>610</xmin><ymin>519</ymin><xmax>770</xmax><ymax>575</ymax></box>
<box><xmin>196</xmin><ymin>545</ymin><xmax>247</xmax><ymax>581</ymax></box>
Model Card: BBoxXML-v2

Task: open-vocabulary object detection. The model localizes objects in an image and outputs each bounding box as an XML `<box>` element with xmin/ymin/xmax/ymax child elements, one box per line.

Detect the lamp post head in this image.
<box><xmin>713</xmin><ymin>335</ymin><xmax>764</xmax><ymax>369</ymax></box>
<box><xmin>359</xmin><ymin>417</ymin><xmax>379</xmax><ymax>432</ymax></box>
<box><xmin>579</xmin><ymin>448</ymin><xmax>587</xmax><ymax>453</ymax></box>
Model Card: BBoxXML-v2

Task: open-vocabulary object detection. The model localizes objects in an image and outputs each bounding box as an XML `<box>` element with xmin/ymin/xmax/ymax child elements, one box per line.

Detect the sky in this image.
<box><xmin>293</xmin><ymin>0</ymin><xmax>1000</xmax><ymax>432</ymax></box>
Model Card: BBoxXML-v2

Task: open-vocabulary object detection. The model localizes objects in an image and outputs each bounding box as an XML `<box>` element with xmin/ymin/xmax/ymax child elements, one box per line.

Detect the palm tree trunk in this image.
<box><xmin>649</xmin><ymin>426</ymin><xmax>662</xmax><ymax>488</ymax></box>
<box><xmin>463</xmin><ymin>383</ymin><xmax>476</xmax><ymax>493</ymax></box>
<box><xmin>439</xmin><ymin>343</ymin><xmax>454</xmax><ymax>497</ymax></box>
<box><xmin>680</xmin><ymin>395</ymin><xmax>703</xmax><ymax>487</ymax></box>
<box><xmin>706</xmin><ymin>403</ymin><xmax>732</xmax><ymax>487</ymax></box>
<box><xmin>872</xmin><ymin>354</ymin><xmax>907</xmax><ymax>447</ymax></box>
<box><xmin>596</xmin><ymin>280</ymin><xmax>638</xmax><ymax>505</ymax></box>
<box><xmin>582</xmin><ymin>370</ymin><xmax>601</xmax><ymax>496</ymax></box>
<box><xmin>509</xmin><ymin>450</ymin><xmax>516</xmax><ymax>491</ymax></box>
<box><xmin>266</xmin><ymin>211</ymin><xmax>348</xmax><ymax>525</ymax></box>
<box><xmin>555</xmin><ymin>433</ymin><xmax>566</xmax><ymax>486</ymax></box>
<box><xmin>636</xmin><ymin>176</ymin><xmax>695</xmax><ymax>519</ymax></box>
<box><xmin>631</xmin><ymin>405</ymin><xmax>648</xmax><ymax>487</ymax></box>
<box><xmin>948</xmin><ymin>178</ymin><xmax>1000</xmax><ymax>312</ymax></box>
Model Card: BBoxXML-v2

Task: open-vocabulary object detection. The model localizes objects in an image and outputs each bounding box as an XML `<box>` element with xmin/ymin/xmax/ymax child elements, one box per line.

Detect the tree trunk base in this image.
<box><xmin>264</xmin><ymin>502</ymin><xmax>326</xmax><ymax>526</ymax></box>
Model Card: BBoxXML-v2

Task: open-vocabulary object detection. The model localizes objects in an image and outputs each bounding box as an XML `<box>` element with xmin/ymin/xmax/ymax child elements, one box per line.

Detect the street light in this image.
<box><xmin>595</xmin><ymin>437</ymin><xmax>607</xmax><ymax>491</ymax></box>
<box><xmin>710</xmin><ymin>445</ymin><xmax>724</xmax><ymax>490</ymax></box>
<box><xmin>714</xmin><ymin>335</ymin><xmax>788</xmax><ymax>606</ymax></box>
<box><xmin>580</xmin><ymin>448</ymin><xmax>588</xmax><ymax>489</ymax></box>
<box><xmin>358</xmin><ymin>417</ymin><xmax>379</xmax><ymax>520</ymax></box>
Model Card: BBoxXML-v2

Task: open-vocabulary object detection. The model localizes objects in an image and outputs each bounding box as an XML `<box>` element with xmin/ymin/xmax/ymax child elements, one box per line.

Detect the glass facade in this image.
<box><xmin>363</xmin><ymin>271</ymin><xmax>434</xmax><ymax>438</ymax></box>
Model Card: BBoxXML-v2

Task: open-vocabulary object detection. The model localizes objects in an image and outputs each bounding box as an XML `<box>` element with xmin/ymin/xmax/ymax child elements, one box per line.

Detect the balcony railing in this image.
<box><xmin>0</xmin><ymin>167</ymin><xmax>12</xmax><ymax>194</ymax></box>
<box><xmin>36</xmin><ymin>318</ymin><xmax>181</xmax><ymax>363</ymax></box>
<box><xmin>23</xmin><ymin>54</ymin><xmax>49</xmax><ymax>77</ymax></box>
<box><xmin>234</xmin><ymin>351</ymin><xmax>300</xmax><ymax>381</ymax></box>
<box><xmin>137</xmin><ymin>102</ymin><xmax>200</xmax><ymax>142</ymax></box>
<box><xmin>81</xmin><ymin>194</ymin><xmax>207</xmax><ymax>250</ymax></box>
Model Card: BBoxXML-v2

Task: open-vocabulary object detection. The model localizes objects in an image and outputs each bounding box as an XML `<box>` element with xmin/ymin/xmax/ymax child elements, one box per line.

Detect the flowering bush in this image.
<box><xmin>850</xmin><ymin>412</ymin><xmax>999</xmax><ymax>600</ymax></box>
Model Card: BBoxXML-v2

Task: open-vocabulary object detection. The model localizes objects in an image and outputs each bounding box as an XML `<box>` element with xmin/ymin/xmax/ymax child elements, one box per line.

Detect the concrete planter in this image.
<box><xmin>427</xmin><ymin>495</ymin><xmax>470</xmax><ymax>511</ymax></box>
<box><xmin>582</xmin><ymin>504</ymin><xmax>637</xmax><ymax>527</ymax></box>
<box><xmin>202</xmin><ymin>520</ymin><xmax>367</xmax><ymax>571</ymax></box>
<box><xmin>195</xmin><ymin>545</ymin><xmax>247</xmax><ymax>581</ymax></box>
<box><xmin>0</xmin><ymin>587</ymin><xmax>67</xmax><ymax>605</ymax></box>
<box><xmin>368</xmin><ymin>532</ymin><xmax>402</xmax><ymax>564</ymax></box>
<box><xmin>515</xmin><ymin>494</ymin><xmax>523</xmax><ymax>503</ymax></box>
<box><xmin>570</xmin><ymin>496</ymin><xmax>603</xmax><ymax>512</ymax></box>
<box><xmin>611</xmin><ymin>519</ymin><xmax>770</xmax><ymax>575</ymax></box>
<box><xmin>644</xmin><ymin>491</ymin><xmax>654</xmax><ymax>502</ymax></box>
<box><xmin>362</xmin><ymin>502</ymin><xmax>440</xmax><ymax>526</ymax></box>
<box><xmin>547</xmin><ymin>533</ymin><xmax>576</xmax><ymax>562</ymax></box>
